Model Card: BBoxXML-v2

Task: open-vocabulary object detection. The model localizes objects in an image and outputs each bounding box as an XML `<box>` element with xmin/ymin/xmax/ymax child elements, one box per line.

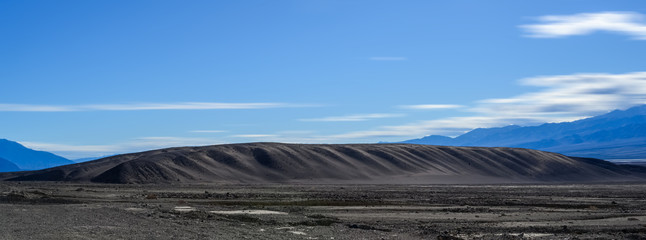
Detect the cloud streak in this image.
<box><xmin>21</xmin><ymin>136</ymin><xmax>223</xmax><ymax>159</ymax></box>
<box><xmin>299</xmin><ymin>113</ymin><xmax>404</xmax><ymax>122</ymax></box>
<box><xmin>18</xmin><ymin>72</ymin><xmax>646</xmax><ymax>155</ymax></box>
<box><xmin>521</xmin><ymin>11</ymin><xmax>646</xmax><ymax>39</ymax></box>
<box><xmin>0</xmin><ymin>102</ymin><xmax>300</xmax><ymax>112</ymax></box>
<box><xmin>20</xmin><ymin>142</ymin><xmax>121</xmax><ymax>153</ymax></box>
<box><xmin>475</xmin><ymin>72</ymin><xmax>646</xmax><ymax>118</ymax></box>
<box><xmin>324</xmin><ymin>71</ymin><xmax>646</xmax><ymax>141</ymax></box>
<box><xmin>326</xmin><ymin>116</ymin><xmax>515</xmax><ymax>139</ymax></box>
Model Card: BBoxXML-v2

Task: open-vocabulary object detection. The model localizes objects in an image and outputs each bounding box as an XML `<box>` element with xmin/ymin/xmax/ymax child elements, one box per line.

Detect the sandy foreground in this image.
<box><xmin>1</xmin><ymin>182</ymin><xmax>646</xmax><ymax>239</ymax></box>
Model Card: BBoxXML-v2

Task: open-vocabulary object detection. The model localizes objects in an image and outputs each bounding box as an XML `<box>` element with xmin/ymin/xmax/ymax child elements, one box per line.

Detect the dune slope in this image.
<box><xmin>1</xmin><ymin>143</ymin><xmax>645</xmax><ymax>184</ymax></box>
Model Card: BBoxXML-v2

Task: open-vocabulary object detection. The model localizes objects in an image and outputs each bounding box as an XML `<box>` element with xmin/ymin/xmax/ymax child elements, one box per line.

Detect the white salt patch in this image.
<box><xmin>521</xmin><ymin>233</ymin><xmax>554</xmax><ymax>237</ymax></box>
<box><xmin>173</xmin><ymin>206</ymin><xmax>196</xmax><ymax>212</ymax></box>
<box><xmin>209</xmin><ymin>210</ymin><xmax>287</xmax><ymax>215</ymax></box>
<box><xmin>124</xmin><ymin>207</ymin><xmax>145</xmax><ymax>211</ymax></box>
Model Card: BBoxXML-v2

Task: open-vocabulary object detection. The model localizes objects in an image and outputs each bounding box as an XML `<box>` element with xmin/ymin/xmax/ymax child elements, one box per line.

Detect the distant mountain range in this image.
<box><xmin>0</xmin><ymin>157</ymin><xmax>20</xmax><ymax>172</ymax></box>
<box><xmin>2</xmin><ymin>105</ymin><xmax>645</xmax><ymax>175</ymax></box>
<box><xmin>2</xmin><ymin>143</ymin><xmax>645</xmax><ymax>184</ymax></box>
<box><xmin>402</xmin><ymin>105</ymin><xmax>646</xmax><ymax>161</ymax></box>
<box><xmin>0</xmin><ymin>139</ymin><xmax>74</xmax><ymax>172</ymax></box>
<box><xmin>72</xmin><ymin>155</ymin><xmax>117</xmax><ymax>163</ymax></box>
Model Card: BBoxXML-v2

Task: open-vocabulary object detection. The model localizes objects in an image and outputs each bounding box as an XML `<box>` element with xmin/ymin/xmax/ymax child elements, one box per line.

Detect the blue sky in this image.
<box><xmin>2</xmin><ymin>0</ymin><xmax>646</xmax><ymax>159</ymax></box>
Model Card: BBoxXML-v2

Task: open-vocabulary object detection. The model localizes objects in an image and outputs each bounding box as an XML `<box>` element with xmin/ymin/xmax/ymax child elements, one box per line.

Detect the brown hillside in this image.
<box><xmin>2</xmin><ymin>143</ymin><xmax>645</xmax><ymax>184</ymax></box>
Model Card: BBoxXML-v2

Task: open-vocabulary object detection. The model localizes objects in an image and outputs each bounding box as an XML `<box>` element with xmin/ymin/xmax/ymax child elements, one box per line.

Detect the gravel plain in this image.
<box><xmin>1</xmin><ymin>182</ymin><xmax>646</xmax><ymax>239</ymax></box>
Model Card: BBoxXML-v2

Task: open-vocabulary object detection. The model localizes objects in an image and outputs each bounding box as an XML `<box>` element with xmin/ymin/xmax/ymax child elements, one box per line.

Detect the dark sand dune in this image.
<box><xmin>1</xmin><ymin>143</ymin><xmax>645</xmax><ymax>184</ymax></box>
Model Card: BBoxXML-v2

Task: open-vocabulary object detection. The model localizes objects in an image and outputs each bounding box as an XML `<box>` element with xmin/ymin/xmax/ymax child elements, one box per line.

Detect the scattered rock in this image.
<box><xmin>145</xmin><ymin>193</ymin><xmax>157</xmax><ymax>199</ymax></box>
<box><xmin>348</xmin><ymin>224</ymin><xmax>391</xmax><ymax>232</ymax></box>
<box><xmin>437</xmin><ymin>235</ymin><xmax>464</xmax><ymax>240</ymax></box>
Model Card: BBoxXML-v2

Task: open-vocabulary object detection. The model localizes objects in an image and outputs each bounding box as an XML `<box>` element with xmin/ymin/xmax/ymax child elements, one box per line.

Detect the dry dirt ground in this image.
<box><xmin>1</xmin><ymin>182</ymin><xmax>646</xmax><ymax>239</ymax></box>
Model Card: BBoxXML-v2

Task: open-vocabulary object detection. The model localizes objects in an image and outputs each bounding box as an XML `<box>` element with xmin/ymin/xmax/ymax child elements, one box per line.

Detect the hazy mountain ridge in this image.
<box><xmin>0</xmin><ymin>139</ymin><xmax>74</xmax><ymax>170</ymax></box>
<box><xmin>403</xmin><ymin>105</ymin><xmax>646</xmax><ymax>160</ymax></box>
<box><xmin>1</xmin><ymin>143</ymin><xmax>645</xmax><ymax>184</ymax></box>
<box><xmin>0</xmin><ymin>157</ymin><xmax>20</xmax><ymax>172</ymax></box>
<box><xmin>72</xmin><ymin>156</ymin><xmax>114</xmax><ymax>163</ymax></box>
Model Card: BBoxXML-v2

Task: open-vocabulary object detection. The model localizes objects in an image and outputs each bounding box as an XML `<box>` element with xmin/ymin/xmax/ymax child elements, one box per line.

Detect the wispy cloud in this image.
<box><xmin>521</xmin><ymin>11</ymin><xmax>646</xmax><ymax>39</ymax></box>
<box><xmin>20</xmin><ymin>142</ymin><xmax>121</xmax><ymax>153</ymax></box>
<box><xmin>0</xmin><ymin>104</ymin><xmax>73</xmax><ymax>112</ymax></box>
<box><xmin>475</xmin><ymin>72</ymin><xmax>646</xmax><ymax>118</ymax></box>
<box><xmin>20</xmin><ymin>72</ymin><xmax>646</xmax><ymax>155</ymax></box>
<box><xmin>324</xmin><ymin>115</ymin><xmax>585</xmax><ymax>141</ymax></box>
<box><xmin>299</xmin><ymin>113</ymin><xmax>404</xmax><ymax>122</ymax></box>
<box><xmin>369</xmin><ymin>57</ymin><xmax>407</xmax><ymax>61</ymax></box>
<box><xmin>21</xmin><ymin>136</ymin><xmax>223</xmax><ymax>159</ymax></box>
<box><xmin>322</xmin><ymin>71</ymin><xmax>646</xmax><ymax>141</ymax></box>
<box><xmin>325</xmin><ymin>116</ymin><xmax>512</xmax><ymax>139</ymax></box>
<box><xmin>134</xmin><ymin>136</ymin><xmax>219</xmax><ymax>146</ymax></box>
<box><xmin>0</xmin><ymin>102</ymin><xmax>301</xmax><ymax>112</ymax></box>
<box><xmin>399</xmin><ymin>104</ymin><xmax>463</xmax><ymax>110</ymax></box>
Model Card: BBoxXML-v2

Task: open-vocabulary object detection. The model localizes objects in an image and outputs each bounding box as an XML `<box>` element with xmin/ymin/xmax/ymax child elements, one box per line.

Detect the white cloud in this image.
<box><xmin>231</xmin><ymin>72</ymin><xmax>646</xmax><ymax>142</ymax></box>
<box><xmin>0</xmin><ymin>104</ymin><xmax>73</xmax><ymax>112</ymax></box>
<box><xmin>323</xmin><ymin>117</ymin><xmax>506</xmax><ymax>140</ymax></box>
<box><xmin>320</xmin><ymin>71</ymin><xmax>646</xmax><ymax>141</ymax></box>
<box><xmin>0</xmin><ymin>102</ymin><xmax>299</xmax><ymax>112</ymax></box>
<box><xmin>20</xmin><ymin>136</ymin><xmax>223</xmax><ymax>159</ymax></box>
<box><xmin>369</xmin><ymin>57</ymin><xmax>407</xmax><ymax>61</ymax></box>
<box><xmin>18</xmin><ymin>72</ymin><xmax>646</xmax><ymax>154</ymax></box>
<box><xmin>475</xmin><ymin>72</ymin><xmax>646</xmax><ymax>118</ymax></box>
<box><xmin>20</xmin><ymin>142</ymin><xmax>121</xmax><ymax>153</ymax></box>
<box><xmin>325</xmin><ymin>115</ymin><xmax>586</xmax><ymax>141</ymax></box>
<box><xmin>299</xmin><ymin>113</ymin><xmax>404</xmax><ymax>122</ymax></box>
<box><xmin>180</xmin><ymin>72</ymin><xmax>646</xmax><ymax>143</ymax></box>
<box><xmin>521</xmin><ymin>11</ymin><xmax>646</xmax><ymax>39</ymax></box>
<box><xmin>132</xmin><ymin>136</ymin><xmax>220</xmax><ymax>147</ymax></box>
<box><xmin>399</xmin><ymin>104</ymin><xmax>463</xmax><ymax>110</ymax></box>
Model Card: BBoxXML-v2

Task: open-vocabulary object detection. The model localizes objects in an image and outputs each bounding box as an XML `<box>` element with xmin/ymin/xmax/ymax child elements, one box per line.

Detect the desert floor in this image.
<box><xmin>1</xmin><ymin>182</ymin><xmax>646</xmax><ymax>239</ymax></box>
